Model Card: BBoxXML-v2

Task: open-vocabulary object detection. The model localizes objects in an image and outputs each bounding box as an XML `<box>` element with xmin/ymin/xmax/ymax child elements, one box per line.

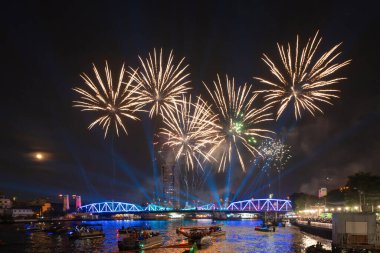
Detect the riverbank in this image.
<box><xmin>292</xmin><ymin>221</ymin><xmax>332</xmax><ymax>240</ymax></box>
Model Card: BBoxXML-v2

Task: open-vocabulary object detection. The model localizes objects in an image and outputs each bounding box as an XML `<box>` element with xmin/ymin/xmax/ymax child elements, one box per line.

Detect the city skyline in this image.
<box><xmin>1</xmin><ymin>1</ymin><xmax>380</xmax><ymax>204</ymax></box>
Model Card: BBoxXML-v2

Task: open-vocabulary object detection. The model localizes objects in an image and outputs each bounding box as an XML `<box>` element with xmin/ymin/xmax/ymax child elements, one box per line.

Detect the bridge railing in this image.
<box><xmin>78</xmin><ymin>198</ymin><xmax>292</xmax><ymax>214</ymax></box>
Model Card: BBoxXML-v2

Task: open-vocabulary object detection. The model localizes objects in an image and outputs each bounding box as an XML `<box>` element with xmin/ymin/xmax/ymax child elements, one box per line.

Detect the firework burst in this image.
<box><xmin>259</xmin><ymin>139</ymin><xmax>291</xmax><ymax>172</ymax></box>
<box><xmin>73</xmin><ymin>61</ymin><xmax>141</xmax><ymax>138</ymax></box>
<box><xmin>204</xmin><ymin>75</ymin><xmax>274</xmax><ymax>172</ymax></box>
<box><xmin>160</xmin><ymin>96</ymin><xmax>218</xmax><ymax>170</ymax></box>
<box><xmin>255</xmin><ymin>31</ymin><xmax>351</xmax><ymax>120</ymax></box>
<box><xmin>131</xmin><ymin>48</ymin><xmax>191</xmax><ymax>118</ymax></box>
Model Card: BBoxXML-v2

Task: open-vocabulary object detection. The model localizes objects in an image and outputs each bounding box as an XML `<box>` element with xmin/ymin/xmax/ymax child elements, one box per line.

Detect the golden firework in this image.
<box><xmin>204</xmin><ymin>75</ymin><xmax>273</xmax><ymax>172</ymax></box>
<box><xmin>73</xmin><ymin>61</ymin><xmax>141</xmax><ymax>138</ymax></box>
<box><xmin>255</xmin><ymin>31</ymin><xmax>351</xmax><ymax>120</ymax></box>
<box><xmin>131</xmin><ymin>48</ymin><xmax>191</xmax><ymax>118</ymax></box>
<box><xmin>160</xmin><ymin>96</ymin><xmax>218</xmax><ymax>170</ymax></box>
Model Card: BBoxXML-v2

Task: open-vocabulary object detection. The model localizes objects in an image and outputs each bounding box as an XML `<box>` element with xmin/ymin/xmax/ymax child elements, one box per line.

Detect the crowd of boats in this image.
<box><xmin>22</xmin><ymin>218</ymin><xmax>289</xmax><ymax>252</ymax></box>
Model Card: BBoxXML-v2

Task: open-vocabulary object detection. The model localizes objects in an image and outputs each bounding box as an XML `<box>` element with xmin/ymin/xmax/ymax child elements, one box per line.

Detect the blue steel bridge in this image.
<box><xmin>78</xmin><ymin>198</ymin><xmax>292</xmax><ymax>214</ymax></box>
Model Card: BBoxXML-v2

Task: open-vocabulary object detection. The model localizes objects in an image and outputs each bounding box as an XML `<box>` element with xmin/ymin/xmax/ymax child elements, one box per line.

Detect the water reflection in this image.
<box><xmin>1</xmin><ymin>220</ymin><xmax>331</xmax><ymax>252</ymax></box>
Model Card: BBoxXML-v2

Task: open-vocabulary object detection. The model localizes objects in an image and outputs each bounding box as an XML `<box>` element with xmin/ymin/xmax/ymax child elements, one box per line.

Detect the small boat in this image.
<box><xmin>44</xmin><ymin>222</ymin><xmax>71</xmax><ymax>234</ymax></box>
<box><xmin>69</xmin><ymin>225</ymin><xmax>105</xmax><ymax>239</ymax></box>
<box><xmin>305</xmin><ymin>242</ymin><xmax>331</xmax><ymax>253</ymax></box>
<box><xmin>209</xmin><ymin>225</ymin><xmax>226</xmax><ymax>237</ymax></box>
<box><xmin>254</xmin><ymin>226</ymin><xmax>273</xmax><ymax>232</ymax></box>
<box><xmin>212</xmin><ymin>212</ymin><xmax>227</xmax><ymax>220</ymax></box>
<box><xmin>176</xmin><ymin>225</ymin><xmax>226</xmax><ymax>241</ymax></box>
<box><xmin>140</xmin><ymin>213</ymin><xmax>168</xmax><ymax>220</ymax></box>
<box><xmin>25</xmin><ymin>222</ymin><xmax>44</xmax><ymax>232</ymax></box>
<box><xmin>176</xmin><ymin>225</ymin><xmax>225</xmax><ymax>249</ymax></box>
<box><xmin>227</xmin><ymin>213</ymin><xmax>242</xmax><ymax>220</ymax></box>
<box><xmin>200</xmin><ymin>236</ymin><xmax>213</xmax><ymax>247</ymax></box>
<box><xmin>117</xmin><ymin>228</ymin><xmax>162</xmax><ymax>251</ymax></box>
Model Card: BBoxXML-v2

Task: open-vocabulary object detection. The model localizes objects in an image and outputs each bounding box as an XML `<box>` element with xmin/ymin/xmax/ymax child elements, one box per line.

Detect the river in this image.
<box><xmin>0</xmin><ymin>219</ymin><xmax>331</xmax><ymax>252</ymax></box>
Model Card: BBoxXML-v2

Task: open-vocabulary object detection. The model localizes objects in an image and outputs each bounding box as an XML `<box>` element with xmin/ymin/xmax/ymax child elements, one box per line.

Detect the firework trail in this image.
<box><xmin>204</xmin><ymin>74</ymin><xmax>274</xmax><ymax>172</ymax></box>
<box><xmin>255</xmin><ymin>31</ymin><xmax>351</xmax><ymax>120</ymax></box>
<box><xmin>259</xmin><ymin>139</ymin><xmax>291</xmax><ymax>173</ymax></box>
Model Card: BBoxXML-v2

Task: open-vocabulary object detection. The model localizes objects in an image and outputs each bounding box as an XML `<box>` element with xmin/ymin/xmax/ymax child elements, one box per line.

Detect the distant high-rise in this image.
<box><xmin>161</xmin><ymin>163</ymin><xmax>180</xmax><ymax>209</ymax></box>
<box><xmin>63</xmin><ymin>194</ymin><xmax>70</xmax><ymax>211</ymax></box>
<box><xmin>318</xmin><ymin>188</ymin><xmax>327</xmax><ymax>198</ymax></box>
<box><xmin>157</xmin><ymin>148</ymin><xmax>180</xmax><ymax>209</ymax></box>
<box><xmin>75</xmin><ymin>195</ymin><xmax>82</xmax><ymax>209</ymax></box>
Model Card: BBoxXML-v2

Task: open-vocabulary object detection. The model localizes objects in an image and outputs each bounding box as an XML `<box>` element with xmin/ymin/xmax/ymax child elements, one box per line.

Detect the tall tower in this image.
<box><xmin>63</xmin><ymin>194</ymin><xmax>70</xmax><ymax>211</ymax></box>
<box><xmin>161</xmin><ymin>163</ymin><xmax>180</xmax><ymax>209</ymax></box>
<box><xmin>75</xmin><ymin>195</ymin><xmax>82</xmax><ymax>209</ymax></box>
<box><xmin>157</xmin><ymin>148</ymin><xmax>180</xmax><ymax>209</ymax></box>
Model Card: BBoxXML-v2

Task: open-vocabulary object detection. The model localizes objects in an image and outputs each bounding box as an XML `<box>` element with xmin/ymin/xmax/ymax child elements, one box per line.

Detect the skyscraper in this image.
<box><xmin>158</xmin><ymin>150</ymin><xmax>180</xmax><ymax>209</ymax></box>
<box><xmin>161</xmin><ymin>163</ymin><xmax>180</xmax><ymax>209</ymax></box>
<box><xmin>63</xmin><ymin>194</ymin><xmax>70</xmax><ymax>211</ymax></box>
<box><xmin>75</xmin><ymin>195</ymin><xmax>82</xmax><ymax>209</ymax></box>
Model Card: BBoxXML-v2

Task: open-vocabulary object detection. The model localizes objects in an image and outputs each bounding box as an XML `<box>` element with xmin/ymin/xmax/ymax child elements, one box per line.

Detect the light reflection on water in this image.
<box><xmin>1</xmin><ymin>219</ymin><xmax>331</xmax><ymax>253</ymax></box>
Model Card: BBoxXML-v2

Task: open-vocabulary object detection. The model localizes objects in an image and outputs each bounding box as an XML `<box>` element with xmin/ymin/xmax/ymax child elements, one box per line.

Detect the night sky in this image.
<box><xmin>1</xmin><ymin>1</ymin><xmax>380</xmax><ymax>205</ymax></box>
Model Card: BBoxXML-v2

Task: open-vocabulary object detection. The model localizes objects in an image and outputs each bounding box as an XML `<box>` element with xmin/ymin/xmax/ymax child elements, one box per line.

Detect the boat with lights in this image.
<box><xmin>117</xmin><ymin>227</ymin><xmax>162</xmax><ymax>251</ymax></box>
<box><xmin>176</xmin><ymin>224</ymin><xmax>226</xmax><ymax>240</ymax></box>
<box><xmin>68</xmin><ymin>225</ymin><xmax>104</xmax><ymax>239</ymax></box>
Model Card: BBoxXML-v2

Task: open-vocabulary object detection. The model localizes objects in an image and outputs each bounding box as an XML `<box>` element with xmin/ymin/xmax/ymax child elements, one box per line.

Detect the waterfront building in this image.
<box><xmin>41</xmin><ymin>202</ymin><xmax>52</xmax><ymax>214</ymax></box>
<box><xmin>318</xmin><ymin>188</ymin><xmax>327</xmax><ymax>198</ymax></box>
<box><xmin>75</xmin><ymin>195</ymin><xmax>82</xmax><ymax>209</ymax></box>
<box><xmin>10</xmin><ymin>208</ymin><xmax>34</xmax><ymax>218</ymax></box>
<box><xmin>63</xmin><ymin>194</ymin><xmax>70</xmax><ymax>211</ymax></box>
<box><xmin>0</xmin><ymin>196</ymin><xmax>12</xmax><ymax>209</ymax></box>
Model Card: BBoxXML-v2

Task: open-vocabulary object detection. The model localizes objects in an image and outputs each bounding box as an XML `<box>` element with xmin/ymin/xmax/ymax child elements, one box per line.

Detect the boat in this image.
<box><xmin>176</xmin><ymin>225</ymin><xmax>225</xmax><ymax>249</ymax></box>
<box><xmin>208</xmin><ymin>225</ymin><xmax>226</xmax><ymax>237</ymax></box>
<box><xmin>212</xmin><ymin>212</ymin><xmax>227</xmax><ymax>220</ymax></box>
<box><xmin>254</xmin><ymin>225</ymin><xmax>273</xmax><ymax>232</ymax></box>
<box><xmin>68</xmin><ymin>225</ymin><xmax>105</xmax><ymax>239</ymax></box>
<box><xmin>227</xmin><ymin>213</ymin><xmax>242</xmax><ymax>220</ymax></box>
<box><xmin>25</xmin><ymin>222</ymin><xmax>44</xmax><ymax>232</ymax></box>
<box><xmin>44</xmin><ymin>222</ymin><xmax>71</xmax><ymax>234</ymax></box>
<box><xmin>176</xmin><ymin>225</ymin><xmax>226</xmax><ymax>240</ymax></box>
<box><xmin>140</xmin><ymin>213</ymin><xmax>168</xmax><ymax>220</ymax></box>
<box><xmin>199</xmin><ymin>236</ymin><xmax>213</xmax><ymax>247</ymax></box>
<box><xmin>117</xmin><ymin>228</ymin><xmax>162</xmax><ymax>251</ymax></box>
<box><xmin>306</xmin><ymin>242</ymin><xmax>331</xmax><ymax>253</ymax></box>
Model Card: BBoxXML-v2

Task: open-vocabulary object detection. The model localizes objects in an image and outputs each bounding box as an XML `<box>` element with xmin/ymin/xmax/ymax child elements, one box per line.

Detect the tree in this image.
<box><xmin>289</xmin><ymin>192</ymin><xmax>319</xmax><ymax>211</ymax></box>
<box><xmin>345</xmin><ymin>172</ymin><xmax>380</xmax><ymax>210</ymax></box>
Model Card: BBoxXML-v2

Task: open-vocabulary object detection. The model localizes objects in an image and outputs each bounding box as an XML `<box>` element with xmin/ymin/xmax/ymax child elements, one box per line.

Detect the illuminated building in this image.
<box><xmin>10</xmin><ymin>208</ymin><xmax>34</xmax><ymax>218</ymax></box>
<box><xmin>161</xmin><ymin>163</ymin><xmax>180</xmax><ymax>209</ymax></box>
<box><xmin>318</xmin><ymin>188</ymin><xmax>327</xmax><ymax>198</ymax></box>
<box><xmin>0</xmin><ymin>196</ymin><xmax>12</xmax><ymax>209</ymax></box>
<box><xmin>157</xmin><ymin>148</ymin><xmax>180</xmax><ymax>209</ymax></box>
<box><xmin>75</xmin><ymin>195</ymin><xmax>82</xmax><ymax>209</ymax></box>
<box><xmin>63</xmin><ymin>194</ymin><xmax>70</xmax><ymax>211</ymax></box>
<box><xmin>41</xmin><ymin>202</ymin><xmax>52</xmax><ymax>214</ymax></box>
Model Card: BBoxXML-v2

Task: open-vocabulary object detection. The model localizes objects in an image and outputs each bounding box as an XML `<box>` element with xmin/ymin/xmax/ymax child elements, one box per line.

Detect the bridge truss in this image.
<box><xmin>78</xmin><ymin>198</ymin><xmax>291</xmax><ymax>214</ymax></box>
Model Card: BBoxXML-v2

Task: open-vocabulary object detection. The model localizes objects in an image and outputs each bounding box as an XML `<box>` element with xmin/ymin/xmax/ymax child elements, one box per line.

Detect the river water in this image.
<box><xmin>0</xmin><ymin>219</ymin><xmax>331</xmax><ymax>253</ymax></box>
